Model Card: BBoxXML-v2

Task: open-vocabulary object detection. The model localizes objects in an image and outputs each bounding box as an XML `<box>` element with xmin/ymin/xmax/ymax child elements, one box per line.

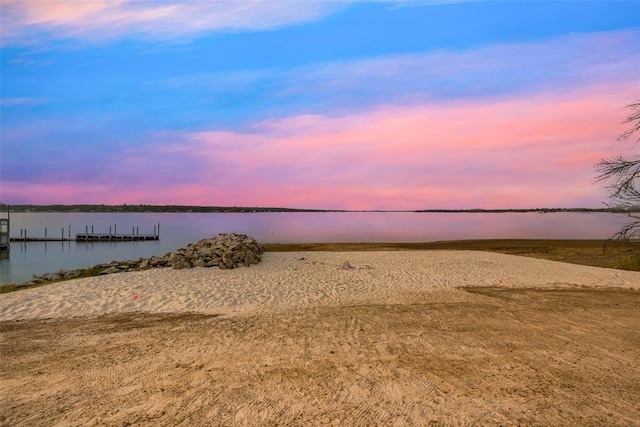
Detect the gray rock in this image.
<box><xmin>150</xmin><ymin>257</ymin><xmax>168</xmax><ymax>267</ymax></box>
<box><xmin>172</xmin><ymin>260</ymin><xmax>191</xmax><ymax>270</ymax></box>
<box><xmin>169</xmin><ymin>253</ymin><xmax>184</xmax><ymax>264</ymax></box>
<box><xmin>244</xmin><ymin>253</ymin><xmax>260</xmax><ymax>265</ymax></box>
<box><xmin>63</xmin><ymin>270</ymin><xmax>81</xmax><ymax>278</ymax></box>
<box><xmin>221</xmin><ymin>253</ymin><xmax>235</xmax><ymax>269</ymax></box>
<box><xmin>192</xmin><ymin>259</ymin><xmax>207</xmax><ymax>268</ymax></box>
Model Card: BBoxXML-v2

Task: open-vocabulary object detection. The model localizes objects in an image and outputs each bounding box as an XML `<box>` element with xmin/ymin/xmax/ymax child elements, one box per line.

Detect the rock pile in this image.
<box><xmin>142</xmin><ymin>233</ymin><xmax>263</xmax><ymax>270</ymax></box>
<box><xmin>18</xmin><ymin>233</ymin><xmax>263</xmax><ymax>287</ymax></box>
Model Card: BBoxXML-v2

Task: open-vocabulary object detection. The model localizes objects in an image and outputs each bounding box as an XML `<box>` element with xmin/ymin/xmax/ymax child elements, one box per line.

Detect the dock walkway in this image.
<box><xmin>10</xmin><ymin>223</ymin><xmax>160</xmax><ymax>243</ymax></box>
<box><xmin>74</xmin><ymin>233</ymin><xmax>158</xmax><ymax>241</ymax></box>
<box><xmin>11</xmin><ymin>234</ymin><xmax>159</xmax><ymax>242</ymax></box>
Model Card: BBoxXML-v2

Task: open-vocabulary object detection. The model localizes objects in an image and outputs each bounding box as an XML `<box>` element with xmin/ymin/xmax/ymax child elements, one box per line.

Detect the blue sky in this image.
<box><xmin>1</xmin><ymin>1</ymin><xmax>639</xmax><ymax>209</ymax></box>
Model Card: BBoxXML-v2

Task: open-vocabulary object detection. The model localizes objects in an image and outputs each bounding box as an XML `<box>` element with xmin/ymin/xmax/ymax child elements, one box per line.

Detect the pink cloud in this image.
<box><xmin>3</xmin><ymin>81</ymin><xmax>635</xmax><ymax>209</ymax></box>
<box><xmin>0</xmin><ymin>0</ymin><xmax>480</xmax><ymax>46</ymax></box>
<box><xmin>0</xmin><ymin>0</ymin><xmax>347</xmax><ymax>45</ymax></box>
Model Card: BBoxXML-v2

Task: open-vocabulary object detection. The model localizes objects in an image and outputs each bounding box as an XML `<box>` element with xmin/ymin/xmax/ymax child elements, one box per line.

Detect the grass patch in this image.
<box><xmin>618</xmin><ymin>256</ymin><xmax>640</xmax><ymax>271</ymax></box>
<box><xmin>263</xmin><ymin>239</ymin><xmax>640</xmax><ymax>271</ymax></box>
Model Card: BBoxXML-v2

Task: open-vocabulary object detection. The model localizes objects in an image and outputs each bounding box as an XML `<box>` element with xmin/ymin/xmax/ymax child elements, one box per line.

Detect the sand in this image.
<box><xmin>1</xmin><ymin>251</ymin><xmax>638</xmax><ymax>321</ymax></box>
<box><xmin>1</xmin><ymin>250</ymin><xmax>639</xmax><ymax>426</ymax></box>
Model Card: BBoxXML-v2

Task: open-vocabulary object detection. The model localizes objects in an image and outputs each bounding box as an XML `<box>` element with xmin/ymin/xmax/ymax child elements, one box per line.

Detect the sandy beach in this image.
<box><xmin>1</xmin><ymin>250</ymin><xmax>639</xmax><ymax>425</ymax></box>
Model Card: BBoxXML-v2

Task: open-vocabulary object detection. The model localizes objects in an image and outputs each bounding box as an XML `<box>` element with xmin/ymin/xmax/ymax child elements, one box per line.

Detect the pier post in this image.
<box><xmin>45</xmin><ymin>227</ymin><xmax>47</xmax><ymax>239</ymax></box>
<box><xmin>68</xmin><ymin>226</ymin><xmax>71</xmax><ymax>239</ymax></box>
<box><xmin>0</xmin><ymin>204</ymin><xmax>9</xmax><ymax>251</ymax></box>
<box><xmin>62</xmin><ymin>228</ymin><xmax>64</xmax><ymax>240</ymax></box>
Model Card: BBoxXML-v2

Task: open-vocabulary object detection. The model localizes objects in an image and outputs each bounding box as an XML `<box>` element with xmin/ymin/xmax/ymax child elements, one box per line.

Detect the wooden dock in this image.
<box><xmin>74</xmin><ymin>233</ymin><xmax>158</xmax><ymax>242</ymax></box>
<box><xmin>9</xmin><ymin>223</ymin><xmax>160</xmax><ymax>243</ymax></box>
<box><xmin>10</xmin><ymin>234</ymin><xmax>159</xmax><ymax>242</ymax></box>
<box><xmin>10</xmin><ymin>237</ymin><xmax>72</xmax><ymax>242</ymax></box>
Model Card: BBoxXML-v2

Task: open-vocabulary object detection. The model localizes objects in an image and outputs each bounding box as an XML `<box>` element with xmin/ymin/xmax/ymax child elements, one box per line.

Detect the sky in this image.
<box><xmin>1</xmin><ymin>0</ymin><xmax>639</xmax><ymax>210</ymax></box>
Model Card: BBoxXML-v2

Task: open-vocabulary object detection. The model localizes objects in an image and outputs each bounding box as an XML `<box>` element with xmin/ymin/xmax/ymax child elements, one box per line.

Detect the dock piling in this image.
<box><xmin>0</xmin><ymin>204</ymin><xmax>8</xmax><ymax>251</ymax></box>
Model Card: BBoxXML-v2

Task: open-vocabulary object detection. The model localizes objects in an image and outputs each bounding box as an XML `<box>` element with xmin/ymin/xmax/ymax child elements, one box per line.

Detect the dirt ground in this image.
<box><xmin>2</xmin><ymin>286</ymin><xmax>639</xmax><ymax>426</ymax></box>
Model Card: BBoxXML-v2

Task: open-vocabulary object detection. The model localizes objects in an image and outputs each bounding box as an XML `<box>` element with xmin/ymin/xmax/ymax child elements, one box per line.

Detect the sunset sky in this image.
<box><xmin>1</xmin><ymin>0</ymin><xmax>639</xmax><ymax>210</ymax></box>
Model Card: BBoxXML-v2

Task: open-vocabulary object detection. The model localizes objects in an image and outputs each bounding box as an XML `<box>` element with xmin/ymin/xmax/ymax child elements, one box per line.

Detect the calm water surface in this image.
<box><xmin>0</xmin><ymin>212</ymin><xmax>627</xmax><ymax>285</ymax></box>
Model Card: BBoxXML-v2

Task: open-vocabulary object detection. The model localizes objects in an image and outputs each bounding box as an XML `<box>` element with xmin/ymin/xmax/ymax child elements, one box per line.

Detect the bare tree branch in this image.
<box><xmin>596</xmin><ymin>101</ymin><xmax>640</xmax><ymax>240</ymax></box>
<box><xmin>616</xmin><ymin>102</ymin><xmax>640</xmax><ymax>145</ymax></box>
<box><xmin>611</xmin><ymin>213</ymin><xmax>640</xmax><ymax>240</ymax></box>
<box><xmin>596</xmin><ymin>156</ymin><xmax>640</xmax><ymax>202</ymax></box>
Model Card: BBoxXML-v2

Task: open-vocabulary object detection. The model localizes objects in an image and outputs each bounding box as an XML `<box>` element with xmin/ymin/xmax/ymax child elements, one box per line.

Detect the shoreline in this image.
<box><xmin>1</xmin><ymin>238</ymin><xmax>638</xmax><ymax>293</ymax></box>
<box><xmin>1</xmin><ymin>249</ymin><xmax>638</xmax><ymax>322</ymax></box>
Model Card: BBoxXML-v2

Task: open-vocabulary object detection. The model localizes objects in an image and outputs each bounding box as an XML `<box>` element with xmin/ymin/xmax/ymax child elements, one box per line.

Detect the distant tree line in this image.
<box><xmin>1</xmin><ymin>204</ymin><xmax>336</xmax><ymax>213</ymax></box>
<box><xmin>2</xmin><ymin>204</ymin><xmax>637</xmax><ymax>214</ymax></box>
<box><xmin>415</xmin><ymin>207</ymin><xmax>639</xmax><ymax>213</ymax></box>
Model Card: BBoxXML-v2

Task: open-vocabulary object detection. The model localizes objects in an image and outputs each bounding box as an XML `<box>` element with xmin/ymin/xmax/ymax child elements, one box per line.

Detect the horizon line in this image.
<box><xmin>1</xmin><ymin>203</ymin><xmax>637</xmax><ymax>213</ymax></box>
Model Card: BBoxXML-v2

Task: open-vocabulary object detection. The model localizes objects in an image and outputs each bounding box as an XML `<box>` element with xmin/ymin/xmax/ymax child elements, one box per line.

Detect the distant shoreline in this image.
<box><xmin>2</xmin><ymin>204</ymin><xmax>638</xmax><ymax>214</ymax></box>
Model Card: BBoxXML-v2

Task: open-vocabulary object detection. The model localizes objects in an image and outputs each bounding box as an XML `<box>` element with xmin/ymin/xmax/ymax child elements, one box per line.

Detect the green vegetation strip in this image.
<box><xmin>262</xmin><ymin>239</ymin><xmax>640</xmax><ymax>271</ymax></box>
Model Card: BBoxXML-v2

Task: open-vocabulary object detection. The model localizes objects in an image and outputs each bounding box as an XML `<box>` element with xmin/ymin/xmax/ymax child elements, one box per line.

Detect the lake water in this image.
<box><xmin>0</xmin><ymin>211</ymin><xmax>628</xmax><ymax>285</ymax></box>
